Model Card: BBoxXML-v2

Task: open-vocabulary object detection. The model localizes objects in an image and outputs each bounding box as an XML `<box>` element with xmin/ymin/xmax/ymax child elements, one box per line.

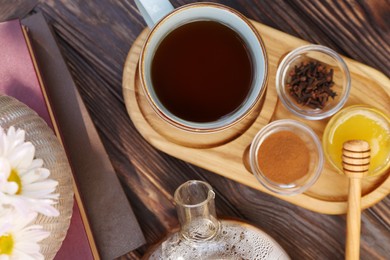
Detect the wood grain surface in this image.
<box><xmin>1</xmin><ymin>1</ymin><xmax>389</xmax><ymax>259</ymax></box>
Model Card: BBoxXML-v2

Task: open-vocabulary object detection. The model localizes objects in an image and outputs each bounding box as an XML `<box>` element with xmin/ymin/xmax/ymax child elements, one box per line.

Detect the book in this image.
<box><xmin>1</xmin><ymin>12</ymin><xmax>145</xmax><ymax>259</ymax></box>
<box><xmin>0</xmin><ymin>19</ymin><xmax>95</xmax><ymax>259</ymax></box>
<box><xmin>22</xmin><ymin>12</ymin><xmax>146</xmax><ymax>259</ymax></box>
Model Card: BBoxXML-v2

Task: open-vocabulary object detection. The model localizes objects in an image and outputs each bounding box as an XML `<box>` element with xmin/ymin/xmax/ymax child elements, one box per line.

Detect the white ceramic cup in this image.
<box><xmin>135</xmin><ymin>0</ymin><xmax>268</xmax><ymax>132</ymax></box>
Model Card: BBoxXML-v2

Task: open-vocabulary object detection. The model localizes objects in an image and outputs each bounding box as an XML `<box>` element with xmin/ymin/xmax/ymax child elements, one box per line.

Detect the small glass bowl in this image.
<box><xmin>276</xmin><ymin>45</ymin><xmax>351</xmax><ymax>120</ymax></box>
<box><xmin>249</xmin><ymin>119</ymin><xmax>324</xmax><ymax>195</ymax></box>
<box><xmin>323</xmin><ymin>105</ymin><xmax>390</xmax><ymax>176</ymax></box>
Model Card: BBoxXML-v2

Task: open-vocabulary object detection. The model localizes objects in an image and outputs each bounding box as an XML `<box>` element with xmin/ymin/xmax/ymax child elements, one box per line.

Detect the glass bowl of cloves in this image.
<box><xmin>276</xmin><ymin>44</ymin><xmax>351</xmax><ymax>120</ymax></box>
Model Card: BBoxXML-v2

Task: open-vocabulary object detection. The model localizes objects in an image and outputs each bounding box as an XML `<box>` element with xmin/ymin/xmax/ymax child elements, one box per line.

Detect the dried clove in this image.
<box><xmin>287</xmin><ymin>60</ymin><xmax>337</xmax><ymax>109</ymax></box>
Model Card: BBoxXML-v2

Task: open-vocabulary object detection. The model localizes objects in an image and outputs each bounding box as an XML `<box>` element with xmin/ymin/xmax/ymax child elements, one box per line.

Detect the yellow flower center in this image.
<box><xmin>0</xmin><ymin>234</ymin><xmax>14</xmax><ymax>255</ymax></box>
<box><xmin>7</xmin><ymin>169</ymin><xmax>22</xmax><ymax>194</ymax></box>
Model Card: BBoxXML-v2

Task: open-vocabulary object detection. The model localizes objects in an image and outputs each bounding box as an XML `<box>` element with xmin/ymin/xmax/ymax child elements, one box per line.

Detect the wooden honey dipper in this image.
<box><xmin>342</xmin><ymin>140</ymin><xmax>370</xmax><ymax>260</ymax></box>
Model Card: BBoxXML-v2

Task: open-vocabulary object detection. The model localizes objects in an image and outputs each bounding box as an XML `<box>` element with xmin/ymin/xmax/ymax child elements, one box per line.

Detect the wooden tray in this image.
<box><xmin>122</xmin><ymin>21</ymin><xmax>390</xmax><ymax>215</ymax></box>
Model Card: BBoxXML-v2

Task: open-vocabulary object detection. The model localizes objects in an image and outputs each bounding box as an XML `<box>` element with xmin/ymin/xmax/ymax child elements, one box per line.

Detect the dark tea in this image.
<box><xmin>151</xmin><ymin>21</ymin><xmax>253</xmax><ymax>123</ymax></box>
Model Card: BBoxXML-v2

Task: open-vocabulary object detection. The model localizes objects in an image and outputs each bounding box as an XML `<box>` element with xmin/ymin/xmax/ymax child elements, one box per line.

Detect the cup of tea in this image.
<box><xmin>134</xmin><ymin>0</ymin><xmax>268</xmax><ymax>145</ymax></box>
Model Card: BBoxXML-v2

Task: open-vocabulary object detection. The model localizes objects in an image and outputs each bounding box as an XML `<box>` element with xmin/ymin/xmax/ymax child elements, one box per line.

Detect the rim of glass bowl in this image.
<box><xmin>276</xmin><ymin>44</ymin><xmax>351</xmax><ymax>120</ymax></box>
<box><xmin>249</xmin><ymin>119</ymin><xmax>324</xmax><ymax>195</ymax></box>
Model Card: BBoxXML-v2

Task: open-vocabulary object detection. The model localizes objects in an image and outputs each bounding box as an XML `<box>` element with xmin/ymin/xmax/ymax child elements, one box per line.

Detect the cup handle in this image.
<box><xmin>134</xmin><ymin>0</ymin><xmax>174</xmax><ymax>28</ymax></box>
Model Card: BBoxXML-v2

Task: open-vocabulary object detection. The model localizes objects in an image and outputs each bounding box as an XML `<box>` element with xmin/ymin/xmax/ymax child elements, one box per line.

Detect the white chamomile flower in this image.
<box><xmin>0</xmin><ymin>126</ymin><xmax>59</xmax><ymax>216</ymax></box>
<box><xmin>0</xmin><ymin>209</ymin><xmax>49</xmax><ymax>260</ymax></box>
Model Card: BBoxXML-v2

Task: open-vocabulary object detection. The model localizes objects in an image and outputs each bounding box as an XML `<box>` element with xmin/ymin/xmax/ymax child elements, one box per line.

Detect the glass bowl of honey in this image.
<box><xmin>276</xmin><ymin>45</ymin><xmax>351</xmax><ymax>120</ymax></box>
<box><xmin>249</xmin><ymin>119</ymin><xmax>324</xmax><ymax>195</ymax></box>
<box><xmin>323</xmin><ymin>105</ymin><xmax>390</xmax><ymax>176</ymax></box>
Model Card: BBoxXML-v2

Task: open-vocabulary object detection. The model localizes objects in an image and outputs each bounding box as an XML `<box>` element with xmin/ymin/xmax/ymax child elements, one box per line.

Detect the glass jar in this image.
<box><xmin>146</xmin><ymin>180</ymin><xmax>290</xmax><ymax>259</ymax></box>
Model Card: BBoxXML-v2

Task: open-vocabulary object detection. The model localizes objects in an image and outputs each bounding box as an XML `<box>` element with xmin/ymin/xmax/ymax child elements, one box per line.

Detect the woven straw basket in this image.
<box><xmin>0</xmin><ymin>95</ymin><xmax>74</xmax><ymax>259</ymax></box>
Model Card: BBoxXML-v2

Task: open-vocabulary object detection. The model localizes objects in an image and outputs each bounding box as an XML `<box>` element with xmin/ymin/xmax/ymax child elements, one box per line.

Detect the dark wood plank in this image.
<box><xmin>0</xmin><ymin>0</ymin><xmax>37</xmax><ymax>21</ymax></box>
<box><xmin>1</xmin><ymin>0</ymin><xmax>389</xmax><ymax>259</ymax></box>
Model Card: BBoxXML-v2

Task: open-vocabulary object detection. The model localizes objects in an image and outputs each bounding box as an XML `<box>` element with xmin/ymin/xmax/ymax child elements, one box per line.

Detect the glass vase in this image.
<box><xmin>146</xmin><ymin>180</ymin><xmax>290</xmax><ymax>259</ymax></box>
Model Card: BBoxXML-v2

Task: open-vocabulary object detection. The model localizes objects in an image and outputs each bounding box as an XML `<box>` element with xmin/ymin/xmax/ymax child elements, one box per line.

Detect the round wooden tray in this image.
<box><xmin>122</xmin><ymin>21</ymin><xmax>390</xmax><ymax>215</ymax></box>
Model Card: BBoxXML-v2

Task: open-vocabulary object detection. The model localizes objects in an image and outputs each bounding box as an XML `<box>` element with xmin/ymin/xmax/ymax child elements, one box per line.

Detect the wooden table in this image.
<box><xmin>2</xmin><ymin>1</ymin><xmax>389</xmax><ymax>259</ymax></box>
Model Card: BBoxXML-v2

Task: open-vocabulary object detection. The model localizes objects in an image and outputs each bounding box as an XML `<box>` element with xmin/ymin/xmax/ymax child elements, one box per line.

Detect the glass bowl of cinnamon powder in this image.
<box><xmin>249</xmin><ymin>119</ymin><xmax>324</xmax><ymax>195</ymax></box>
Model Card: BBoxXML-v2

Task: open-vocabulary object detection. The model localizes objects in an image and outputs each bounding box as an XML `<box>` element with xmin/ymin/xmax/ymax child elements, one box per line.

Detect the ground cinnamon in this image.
<box><xmin>257</xmin><ymin>131</ymin><xmax>310</xmax><ymax>184</ymax></box>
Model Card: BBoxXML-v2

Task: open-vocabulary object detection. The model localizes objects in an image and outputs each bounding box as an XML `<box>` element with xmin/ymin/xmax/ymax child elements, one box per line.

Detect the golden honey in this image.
<box><xmin>323</xmin><ymin>105</ymin><xmax>390</xmax><ymax>176</ymax></box>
